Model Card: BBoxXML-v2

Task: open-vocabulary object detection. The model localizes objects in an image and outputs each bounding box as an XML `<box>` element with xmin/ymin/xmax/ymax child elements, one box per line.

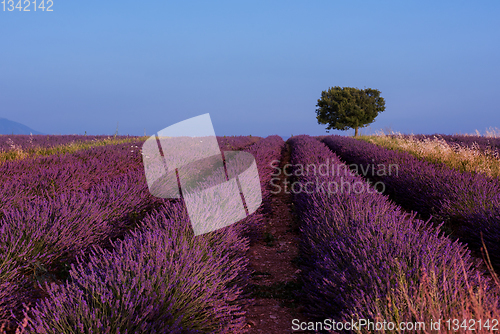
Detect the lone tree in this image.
<box><xmin>316</xmin><ymin>86</ymin><xmax>385</xmax><ymax>137</ymax></box>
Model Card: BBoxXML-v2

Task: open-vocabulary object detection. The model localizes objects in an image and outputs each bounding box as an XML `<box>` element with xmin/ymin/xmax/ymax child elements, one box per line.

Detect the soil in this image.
<box><xmin>242</xmin><ymin>144</ymin><xmax>317</xmax><ymax>334</ymax></box>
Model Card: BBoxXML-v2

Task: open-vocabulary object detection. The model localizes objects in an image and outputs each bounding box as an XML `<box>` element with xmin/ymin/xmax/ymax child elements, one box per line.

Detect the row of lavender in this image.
<box><xmin>0</xmin><ymin>142</ymin><xmax>146</xmax><ymax>204</ymax></box>
<box><xmin>218</xmin><ymin>135</ymin><xmax>261</xmax><ymax>151</ymax></box>
<box><xmin>18</xmin><ymin>136</ymin><xmax>284</xmax><ymax>333</ymax></box>
<box><xmin>0</xmin><ymin>136</ymin><xmax>259</xmax><ymax>332</ymax></box>
<box><xmin>0</xmin><ymin>140</ymin><xmax>156</xmax><ymax>331</ymax></box>
<box><xmin>289</xmin><ymin>135</ymin><xmax>500</xmax><ymax>331</ymax></box>
<box><xmin>0</xmin><ymin>134</ymin><xmax>132</xmax><ymax>152</ymax></box>
<box><xmin>0</xmin><ymin>136</ymin><xmax>259</xmax><ymax>205</ymax></box>
<box><xmin>322</xmin><ymin>135</ymin><xmax>500</xmax><ymax>272</ymax></box>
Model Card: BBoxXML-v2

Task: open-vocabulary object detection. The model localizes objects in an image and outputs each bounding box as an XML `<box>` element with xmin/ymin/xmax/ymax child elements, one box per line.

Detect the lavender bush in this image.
<box><xmin>236</xmin><ymin>135</ymin><xmax>284</xmax><ymax>238</ymax></box>
<box><xmin>322</xmin><ymin>135</ymin><xmax>500</xmax><ymax>273</ymax></box>
<box><xmin>20</xmin><ymin>136</ymin><xmax>284</xmax><ymax>333</ymax></box>
<box><xmin>289</xmin><ymin>135</ymin><xmax>500</xmax><ymax>333</ymax></box>
<box><xmin>23</xmin><ymin>203</ymin><xmax>248</xmax><ymax>333</ymax></box>
<box><xmin>217</xmin><ymin>135</ymin><xmax>261</xmax><ymax>150</ymax></box>
<box><xmin>0</xmin><ymin>170</ymin><xmax>158</xmax><ymax>330</ymax></box>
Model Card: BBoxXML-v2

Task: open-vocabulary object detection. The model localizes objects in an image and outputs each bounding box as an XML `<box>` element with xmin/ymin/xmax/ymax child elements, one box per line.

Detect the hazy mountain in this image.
<box><xmin>0</xmin><ymin>118</ymin><xmax>44</xmax><ymax>135</ymax></box>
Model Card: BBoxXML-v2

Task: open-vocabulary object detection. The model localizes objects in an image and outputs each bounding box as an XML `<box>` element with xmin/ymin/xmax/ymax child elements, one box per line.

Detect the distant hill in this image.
<box><xmin>0</xmin><ymin>118</ymin><xmax>44</xmax><ymax>135</ymax></box>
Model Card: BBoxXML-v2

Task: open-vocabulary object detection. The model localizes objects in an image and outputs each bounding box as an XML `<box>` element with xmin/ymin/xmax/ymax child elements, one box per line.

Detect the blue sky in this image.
<box><xmin>1</xmin><ymin>0</ymin><xmax>499</xmax><ymax>137</ymax></box>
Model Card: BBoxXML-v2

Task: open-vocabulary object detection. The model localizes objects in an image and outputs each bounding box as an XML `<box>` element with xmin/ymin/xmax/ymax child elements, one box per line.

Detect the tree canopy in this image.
<box><xmin>316</xmin><ymin>86</ymin><xmax>385</xmax><ymax>137</ymax></box>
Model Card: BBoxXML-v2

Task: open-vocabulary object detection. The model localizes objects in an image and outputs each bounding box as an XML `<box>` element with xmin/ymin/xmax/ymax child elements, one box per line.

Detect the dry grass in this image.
<box><xmin>359</xmin><ymin>131</ymin><xmax>500</xmax><ymax>180</ymax></box>
<box><xmin>352</xmin><ymin>241</ymin><xmax>500</xmax><ymax>334</ymax></box>
<box><xmin>459</xmin><ymin>127</ymin><xmax>500</xmax><ymax>138</ymax></box>
<box><xmin>365</xmin><ymin>267</ymin><xmax>500</xmax><ymax>334</ymax></box>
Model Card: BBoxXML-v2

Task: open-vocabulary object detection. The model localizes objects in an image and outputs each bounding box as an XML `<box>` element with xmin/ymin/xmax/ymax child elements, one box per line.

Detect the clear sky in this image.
<box><xmin>1</xmin><ymin>0</ymin><xmax>499</xmax><ymax>137</ymax></box>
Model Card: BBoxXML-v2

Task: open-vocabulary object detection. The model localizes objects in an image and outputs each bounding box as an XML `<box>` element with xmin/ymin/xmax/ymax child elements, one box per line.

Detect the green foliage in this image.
<box><xmin>316</xmin><ymin>86</ymin><xmax>385</xmax><ymax>137</ymax></box>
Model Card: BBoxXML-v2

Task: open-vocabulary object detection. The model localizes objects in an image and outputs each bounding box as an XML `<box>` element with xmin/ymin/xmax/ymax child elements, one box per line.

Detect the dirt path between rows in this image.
<box><xmin>242</xmin><ymin>143</ymin><xmax>313</xmax><ymax>333</ymax></box>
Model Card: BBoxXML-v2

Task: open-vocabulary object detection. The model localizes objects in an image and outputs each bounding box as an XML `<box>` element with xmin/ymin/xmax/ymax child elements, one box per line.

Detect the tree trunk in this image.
<box><xmin>354</xmin><ymin>126</ymin><xmax>359</xmax><ymax>137</ymax></box>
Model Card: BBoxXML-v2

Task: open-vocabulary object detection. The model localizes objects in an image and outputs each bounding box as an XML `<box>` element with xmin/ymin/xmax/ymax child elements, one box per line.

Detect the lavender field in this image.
<box><xmin>0</xmin><ymin>134</ymin><xmax>499</xmax><ymax>333</ymax></box>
